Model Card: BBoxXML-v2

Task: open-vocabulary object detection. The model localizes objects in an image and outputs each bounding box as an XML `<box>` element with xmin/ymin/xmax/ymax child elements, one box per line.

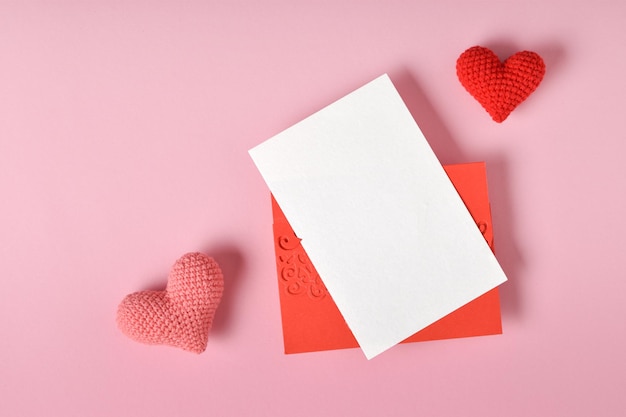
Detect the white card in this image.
<box><xmin>249</xmin><ymin>74</ymin><xmax>507</xmax><ymax>359</ymax></box>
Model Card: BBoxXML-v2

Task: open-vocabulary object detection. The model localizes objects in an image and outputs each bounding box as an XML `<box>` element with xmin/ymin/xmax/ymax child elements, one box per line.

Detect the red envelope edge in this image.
<box><xmin>271</xmin><ymin>161</ymin><xmax>502</xmax><ymax>354</ymax></box>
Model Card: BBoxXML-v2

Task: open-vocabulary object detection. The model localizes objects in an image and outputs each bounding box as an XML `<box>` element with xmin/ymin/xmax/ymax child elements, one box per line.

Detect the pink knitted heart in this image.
<box><xmin>116</xmin><ymin>252</ymin><xmax>224</xmax><ymax>353</ymax></box>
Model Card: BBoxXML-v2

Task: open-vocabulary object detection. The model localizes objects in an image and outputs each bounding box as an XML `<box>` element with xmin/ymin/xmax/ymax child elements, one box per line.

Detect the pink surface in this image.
<box><xmin>1</xmin><ymin>2</ymin><xmax>625</xmax><ymax>416</ymax></box>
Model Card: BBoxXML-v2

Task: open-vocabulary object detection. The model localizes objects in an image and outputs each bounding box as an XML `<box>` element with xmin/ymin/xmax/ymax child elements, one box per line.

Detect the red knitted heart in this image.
<box><xmin>456</xmin><ymin>46</ymin><xmax>545</xmax><ymax>122</ymax></box>
<box><xmin>116</xmin><ymin>252</ymin><xmax>224</xmax><ymax>353</ymax></box>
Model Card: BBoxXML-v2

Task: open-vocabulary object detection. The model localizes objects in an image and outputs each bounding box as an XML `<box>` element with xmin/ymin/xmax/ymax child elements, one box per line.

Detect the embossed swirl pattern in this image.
<box><xmin>277</xmin><ymin>235</ymin><xmax>327</xmax><ymax>300</ymax></box>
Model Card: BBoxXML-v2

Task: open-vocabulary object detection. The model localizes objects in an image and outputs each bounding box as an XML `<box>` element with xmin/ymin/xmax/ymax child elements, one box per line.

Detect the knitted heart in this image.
<box><xmin>116</xmin><ymin>252</ymin><xmax>224</xmax><ymax>353</ymax></box>
<box><xmin>456</xmin><ymin>46</ymin><xmax>545</xmax><ymax>122</ymax></box>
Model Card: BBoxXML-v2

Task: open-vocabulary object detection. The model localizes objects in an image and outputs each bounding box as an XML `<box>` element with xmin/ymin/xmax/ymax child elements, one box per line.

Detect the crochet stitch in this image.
<box><xmin>456</xmin><ymin>46</ymin><xmax>545</xmax><ymax>122</ymax></box>
<box><xmin>116</xmin><ymin>252</ymin><xmax>224</xmax><ymax>353</ymax></box>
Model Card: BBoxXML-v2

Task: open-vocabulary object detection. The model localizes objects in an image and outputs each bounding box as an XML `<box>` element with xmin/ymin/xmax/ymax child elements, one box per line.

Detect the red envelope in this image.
<box><xmin>272</xmin><ymin>162</ymin><xmax>502</xmax><ymax>354</ymax></box>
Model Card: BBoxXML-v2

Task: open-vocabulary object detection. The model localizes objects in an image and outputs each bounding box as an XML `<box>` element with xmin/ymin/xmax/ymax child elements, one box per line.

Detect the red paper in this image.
<box><xmin>272</xmin><ymin>162</ymin><xmax>502</xmax><ymax>354</ymax></box>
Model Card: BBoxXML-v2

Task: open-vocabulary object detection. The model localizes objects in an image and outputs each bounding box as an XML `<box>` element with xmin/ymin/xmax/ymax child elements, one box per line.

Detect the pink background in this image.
<box><xmin>1</xmin><ymin>1</ymin><xmax>625</xmax><ymax>416</ymax></box>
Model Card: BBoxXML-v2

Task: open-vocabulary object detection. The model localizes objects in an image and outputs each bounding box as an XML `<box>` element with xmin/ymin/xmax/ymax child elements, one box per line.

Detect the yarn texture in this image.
<box><xmin>116</xmin><ymin>252</ymin><xmax>224</xmax><ymax>353</ymax></box>
<box><xmin>456</xmin><ymin>46</ymin><xmax>545</xmax><ymax>122</ymax></box>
